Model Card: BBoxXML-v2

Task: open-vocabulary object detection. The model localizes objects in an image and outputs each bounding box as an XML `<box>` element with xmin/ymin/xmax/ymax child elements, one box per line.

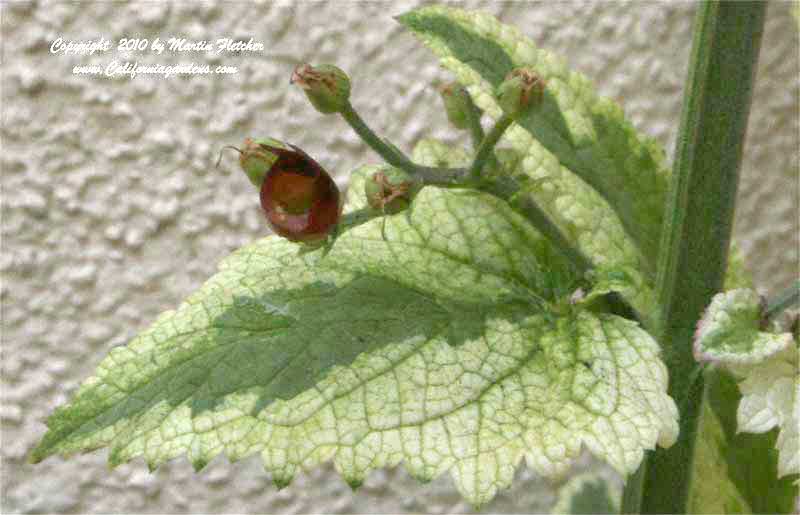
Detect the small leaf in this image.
<box><xmin>689</xmin><ymin>368</ymin><xmax>798</xmax><ymax>513</ymax></box>
<box><xmin>736</xmin><ymin>349</ymin><xmax>799</xmax><ymax>481</ymax></box>
<box><xmin>31</xmin><ymin>167</ymin><xmax>678</xmax><ymax>507</ymax></box>
<box><xmin>694</xmin><ymin>289</ymin><xmax>794</xmax><ymax>366</ymax></box>
<box><xmin>578</xmin><ymin>268</ymin><xmax>639</xmax><ymax>306</ymax></box>
<box><xmin>694</xmin><ymin>289</ymin><xmax>800</xmax><ymax>485</ymax></box>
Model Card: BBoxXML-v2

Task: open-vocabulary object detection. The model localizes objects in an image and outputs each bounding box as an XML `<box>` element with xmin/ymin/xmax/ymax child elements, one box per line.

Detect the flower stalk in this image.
<box><xmin>468</xmin><ymin>114</ymin><xmax>513</xmax><ymax>180</ymax></box>
<box><xmin>340</xmin><ymin>101</ymin><xmax>414</xmax><ymax>169</ymax></box>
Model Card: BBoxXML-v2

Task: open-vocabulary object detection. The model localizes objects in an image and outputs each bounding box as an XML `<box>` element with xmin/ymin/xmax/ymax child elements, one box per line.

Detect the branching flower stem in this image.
<box><xmin>468</xmin><ymin>114</ymin><xmax>514</xmax><ymax>180</ymax></box>
<box><xmin>340</xmin><ymin>100</ymin><xmax>475</xmax><ymax>186</ymax></box>
<box><xmin>337</xmin><ymin>99</ymin><xmax>645</xmax><ymax>323</ymax></box>
<box><xmin>463</xmin><ymin>94</ymin><xmax>486</xmax><ymax>150</ymax></box>
<box><xmin>338</xmin><ymin>101</ymin><xmax>597</xmax><ymax>282</ymax></box>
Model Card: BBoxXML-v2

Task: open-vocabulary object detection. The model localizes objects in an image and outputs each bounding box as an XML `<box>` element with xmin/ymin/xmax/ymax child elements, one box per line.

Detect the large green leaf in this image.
<box><xmin>31</xmin><ymin>168</ymin><xmax>678</xmax><ymax>507</ymax></box>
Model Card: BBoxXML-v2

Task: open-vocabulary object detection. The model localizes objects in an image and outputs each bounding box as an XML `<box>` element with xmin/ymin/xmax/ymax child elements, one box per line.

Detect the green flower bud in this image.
<box><xmin>496</xmin><ymin>68</ymin><xmax>545</xmax><ymax>119</ymax></box>
<box><xmin>364</xmin><ymin>167</ymin><xmax>414</xmax><ymax>214</ymax></box>
<box><xmin>493</xmin><ymin>148</ymin><xmax>523</xmax><ymax>175</ymax></box>
<box><xmin>291</xmin><ymin>63</ymin><xmax>351</xmax><ymax>114</ymax></box>
<box><xmin>238</xmin><ymin>137</ymin><xmax>285</xmax><ymax>187</ymax></box>
<box><xmin>438</xmin><ymin>82</ymin><xmax>472</xmax><ymax>130</ymax></box>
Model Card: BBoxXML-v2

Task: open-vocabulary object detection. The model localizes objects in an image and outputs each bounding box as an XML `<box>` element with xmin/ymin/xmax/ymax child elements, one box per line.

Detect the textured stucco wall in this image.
<box><xmin>1</xmin><ymin>1</ymin><xmax>798</xmax><ymax>513</ymax></box>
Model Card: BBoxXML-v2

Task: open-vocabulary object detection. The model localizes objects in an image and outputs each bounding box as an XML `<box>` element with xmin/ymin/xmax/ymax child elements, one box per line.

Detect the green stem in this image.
<box><xmin>623</xmin><ymin>2</ymin><xmax>766</xmax><ymax>514</ymax></box>
<box><xmin>337</xmin><ymin>101</ymin><xmax>634</xmax><ymax>313</ymax></box>
<box><xmin>407</xmin><ymin>164</ymin><xmax>474</xmax><ymax>186</ymax></box>
<box><xmin>340</xmin><ymin>101</ymin><xmax>414</xmax><ymax>169</ymax></box>
<box><xmin>620</xmin><ymin>465</ymin><xmax>645</xmax><ymax>515</ymax></box>
<box><xmin>495</xmin><ymin>174</ymin><xmax>640</xmax><ymax>321</ymax></box>
<box><xmin>339</xmin><ymin>101</ymin><xmax>477</xmax><ymax>186</ymax></box>
<box><xmin>468</xmin><ymin>114</ymin><xmax>513</xmax><ymax>180</ymax></box>
<box><xmin>764</xmin><ymin>280</ymin><xmax>800</xmax><ymax>322</ymax></box>
<box><xmin>482</xmin><ymin>176</ymin><xmax>592</xmax><ymax>274</ymax></box>
<box><xmin>464</xmin><ymin>97</ymin><xmax>486</xmax><ymax>150</ymax></box>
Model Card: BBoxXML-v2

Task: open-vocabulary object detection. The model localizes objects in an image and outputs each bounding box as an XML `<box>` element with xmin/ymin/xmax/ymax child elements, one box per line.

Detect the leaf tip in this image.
<box><xmin>107</xmin><ymin>445</ymin><xmax>130</xmax><ymax>469</ymax></box>
<box><xmin>393</xmin><ymin>7</ymin><xmax>436</xmax><ymax>31</ymax></box>
<box><xmin>28</xmin><ymin>426</ymin><xmax>59</xmax><ymax>465</ymax></box>
<box><xmin>191</xmin><ymin>457</ymin><xmax>210</xmax><ymax>473</ymax></box>
<box><xmin>27</xmin><ymin>447</ymin><xmax>46</xmax><ymax>465</ymax></box>
<box><xmin>272</xmin><ymin>475</ymin><xmax>294</xmax><ymax>490</ymax></box>
<box><xmin>469</xmin><ymin>499</ymin><xmax>488</xmax><ymax>512</ymax></box>
<box><xmin>345</xmin><ymin>477</ymin><xmax>364</xmax><ymax>491</ymax></box>
<box><xmin>393</xmin><ymin>11</ymin><xmax>414</xmax><ymax>27</ymax></box>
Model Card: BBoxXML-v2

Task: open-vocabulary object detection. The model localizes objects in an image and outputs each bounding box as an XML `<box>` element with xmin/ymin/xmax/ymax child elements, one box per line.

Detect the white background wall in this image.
<box><xmin>2</xmin><ymin>1</ymin><xmax>798</xmax><ymax>513</ymax></box>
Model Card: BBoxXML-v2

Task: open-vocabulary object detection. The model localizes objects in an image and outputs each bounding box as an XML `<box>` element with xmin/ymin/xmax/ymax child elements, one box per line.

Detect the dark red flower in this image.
<box><xmin>258</xmin><ymin>144</ymin><xmax>341</xmax><ymax>243</ymax></box>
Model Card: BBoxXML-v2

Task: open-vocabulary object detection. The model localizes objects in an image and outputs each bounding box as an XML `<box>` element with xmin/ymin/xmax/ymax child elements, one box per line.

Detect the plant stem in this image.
<box><xmin>483</xmin><ymin>176</ymin><xmax>593</xmax><ymax>274</ymax></box>
<box><xmin>460</xmin><ymin>92</ymin><xmax>502</xmax><ymax>175</ymax></box>
<box><xmin>764</xmin><ymin>280</ymin><xmax>800</xmax><ymax>322</ymax></box>
<box><xmin>622</xmin><ymin>2</ymin><xmax>766</xmax><ymax>513</ymax></box>
<box><xmin>337</xmin><ymin>100</ymin><xmax>642</xmax><ymax>319</ymax></box>
<box><xmin>339</xmin><ymin>101</ymin><xmax>473</xmax><ymax>186</ymax></box>
<box><xmin>464</xmin><ymin>96</ymin><xmax>486</xmax><ymax>150</ymax></box>
<box><xmin>468</xmin><ymin>114</ymin><xmax>513</xmax><ymax>180</ymax></box>
<box><xmin>340</xmin><ymin>101</ymin><xmax>414</xmax><ymax>169</ymax></box>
